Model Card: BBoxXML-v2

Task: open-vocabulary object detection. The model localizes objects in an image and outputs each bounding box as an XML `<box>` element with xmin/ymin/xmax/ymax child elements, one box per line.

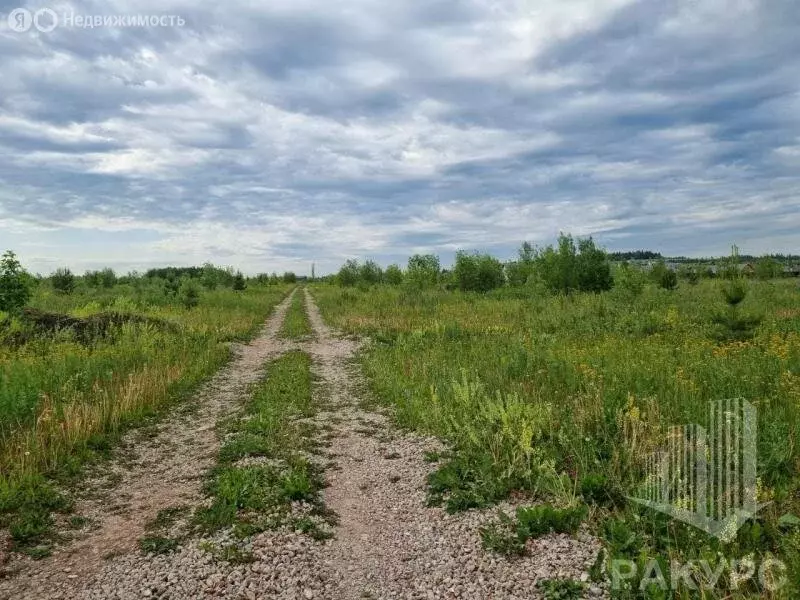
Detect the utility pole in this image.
<box><xmin>311</xmin><ymin>262</ymin><xmax>315</xmax><ymax>281</ymax></box>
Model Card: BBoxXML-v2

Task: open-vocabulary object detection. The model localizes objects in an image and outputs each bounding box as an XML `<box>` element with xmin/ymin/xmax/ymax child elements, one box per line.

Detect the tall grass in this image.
<box><xmin>0</xmin><ymin>284</ymin><xmax>290</xmax><ymax>552</ymax></box>
<box><xmin>312</xmin><ymin>279</ymin><xmax>800</xmax><ymax>597</ymax></box>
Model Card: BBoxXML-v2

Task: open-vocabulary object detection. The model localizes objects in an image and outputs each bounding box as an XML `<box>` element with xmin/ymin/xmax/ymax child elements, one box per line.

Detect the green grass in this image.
<box><xmin>0</xmin><ymin>283</ymin><xmax>290</xmax><ymax>554</ymax></box>
<box><xmin>195</xmin><ymin>351</ymin><xmax>333</xmax><ymax>541</ymax></box>
<box><xmin>279</xmin><ymin>288</ymin><xmax>313</xmax><ymax>339</ymax></box>
<box><xmin>311</xmin><ymin>279</ymin><xmax>800</xmax><ymax>598</ymax></box>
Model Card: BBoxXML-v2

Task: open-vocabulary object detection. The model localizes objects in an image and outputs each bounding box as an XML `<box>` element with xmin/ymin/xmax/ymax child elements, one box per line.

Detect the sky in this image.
<box><xmin>0</xmin><ymin>0</ymin><xmax>798</xmax><ymax>276</ymax></box>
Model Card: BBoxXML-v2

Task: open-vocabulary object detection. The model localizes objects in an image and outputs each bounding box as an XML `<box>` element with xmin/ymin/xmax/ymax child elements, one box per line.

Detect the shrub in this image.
<box><xmin>0</xmin><ymin>251</ymin><xmax>32</xmax><ymax>313</ymax></box>
<box><xmin>536</xmin><ymin>234</ymin><xmax>613</xmax><ymax>294</ymax></box>
<box><xmin>179</xmin><ymin>279</ymin><xmax>201</xmax><ymax>309</ymax></box>
<box><xmin>51</xmin><ymin>268</ymin><xmax>76</xmax><ymax>295</ymax></box>
<box><xmin>359</xmin><ymin>260</ymin><xmax>383</xmax><ymax>285</ymax></box>
<box><xmin>405</xmin><ymin>254</ymin><xmax>440</xmax><ymax>289</ymax></box>
<box><xmin>452</xmin><ymin>251</ymin><xmax>505</xmax><ymax>292</ymax></box>
<box><xmin>232</xmin><ymin>271</ymin><xmax>247</xmax><ymax>291</ymax></box>
<box><xmin>337</xmin><ymin>260</ymin><xmax>360</xmax><ymax>287</ymax></box>
<box><xmin>282</xmin><ymin>272</ymin><xmax>297</xmax><ymax>284</ymax></box>
<box><xmin>505</xmin><ymin>242</ymin><xmax>537</xmax><ymax>287</ymax></box>
<box><xmin>384</xmin><ymin>264</ymin><xmax>404</xmax><ymax>285</ymax></box>
<box><xmin>651</xmin><ymin>261</ymin><xmax>677</xmax><ymax>290</ymax></box>
<box><xmin>755</xmin><ymin>257</ymin><xmax>782</xmax><ymax>280</ymax></box>
<box><xmin>614</xmin><ymin>262</ymin><xmax>646</xmax><ymax>297</ymax></box>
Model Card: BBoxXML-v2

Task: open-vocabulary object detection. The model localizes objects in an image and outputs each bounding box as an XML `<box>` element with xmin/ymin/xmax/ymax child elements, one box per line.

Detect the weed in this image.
<box><xmin>537</xmin><ymin>578</ymin><xmax>585</xmax><ymax>600</ymax></box>
<box><xmin>139</xmin><ymin>535</ymin><xmax>179</xmax><ymax>555</ymax></box>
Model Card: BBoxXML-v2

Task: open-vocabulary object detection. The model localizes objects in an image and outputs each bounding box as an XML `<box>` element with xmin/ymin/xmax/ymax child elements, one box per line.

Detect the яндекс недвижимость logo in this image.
<box><xmin>629</xmin><ymin>399</ymin><xmax>766</xmax><ymax>542</ymax></box>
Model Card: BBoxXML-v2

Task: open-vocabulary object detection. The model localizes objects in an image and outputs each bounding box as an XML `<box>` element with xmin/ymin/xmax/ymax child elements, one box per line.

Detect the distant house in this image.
<box><xmin>784</xmin><ymin>265</ymin><xmax>800</xmax><ymax>277</ymax></box>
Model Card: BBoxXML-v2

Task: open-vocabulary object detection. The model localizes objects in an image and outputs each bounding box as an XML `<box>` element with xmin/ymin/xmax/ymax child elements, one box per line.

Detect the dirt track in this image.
<box><xmin>0</xmin><ymin>288</ymin><xmax>605</xmax><ymax>600</ymax></box>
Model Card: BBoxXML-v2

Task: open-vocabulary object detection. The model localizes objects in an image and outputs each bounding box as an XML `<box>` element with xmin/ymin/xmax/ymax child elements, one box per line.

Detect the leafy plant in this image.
<box><xmin>537</xmin><ymin>578</ymin><xmax>585</xmax><ymax>600</ymax></box>
<box><xmin>0</xmin><ymin>250</ymin><xmax>33</xmax><ymax>313</ymax></box>
<box><xmin>453</xmin><ymin>251</ymin><xmax>505</xmax><ymax>292</ymax></box>
<box><xmin>51</xmin><ymin>268</ymin><xmax>76</xmax><ymax>295</ymax></box>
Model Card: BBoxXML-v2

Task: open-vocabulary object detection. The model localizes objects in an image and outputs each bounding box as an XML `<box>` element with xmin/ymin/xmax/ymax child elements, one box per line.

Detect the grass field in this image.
<box><xmin>312</xmin><ymin>278</ymin><xmax>800</xmax><ymax>597</ymax></box>
<box><xmin>0</xmin><ymin>281</ymin><xmax>290</xmax><ymax>553</ymax></box>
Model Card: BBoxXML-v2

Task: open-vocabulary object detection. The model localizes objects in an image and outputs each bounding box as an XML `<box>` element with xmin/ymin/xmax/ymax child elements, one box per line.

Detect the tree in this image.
<box><xmin>506</xmin><ymin>242</ymin><xmax>537</xmax><ymax>287</ymax></box>
<box><xmin>51</xmin><ymin>267</ymin><xmax>76</xmax><ymax>294</ymax></box>
<box><xmin>0</xmin><ymin>251</ymin><xmax>32</xmax><ymax>313</ymax></box>
<box><xmin>359</xmin><ymin>260</ymin><xmax>383</xmax><ymax>285</ymax></box>
<box><xmin>755</xmin><ymin>257</ymin><xmax>781</xmax><ymax>280</ymax></box>
<box><xmin>615</xmin><ymin>262</ymin><xmax>646</xmax><ymax>297</ymax></box>
<box><xmin>651</xmin><ymin>261</ymin><xmax>678</xmax><ymax>290</ymax></box>
<box><xmin>453</xmin><ymin>251</ymin><xmax>505</xmax><ymax>292</ymax></box>
<box><xmin>535</xmin><ymin>234</ymin><xmax>613</xmax><ymax>294</ymax></box>
<box><xmin>575</xmin><ymin>237</ymin><xmax>613</xmax><ymax>293</ymax></box>
<box><xmin>232</xmin><ymin>271</ymin><xmax>247</xmax><ymax>291</ymax></box>
<box><xmin>337</xmin><ymin>260</ymin><xmax>360</xmax><ymax>286</ymax></box>
<box><xmin>180</xmin><ymin>279</ymin><xmax>201</xmax><ymax>309</ymax></box>
<box><xmin>282</xmin><ymin>272</ymin><xmax>297</xmax><ymax>284</ymax></box>
<box><xmin>406</xmin><ymin>254</ymin><xmax>440</xmax><ymax>289</ymax></box>
<box><xmin>384</xmin><ymin>264</ymin><xmax>404</xmax><ymax>285</ymax></box>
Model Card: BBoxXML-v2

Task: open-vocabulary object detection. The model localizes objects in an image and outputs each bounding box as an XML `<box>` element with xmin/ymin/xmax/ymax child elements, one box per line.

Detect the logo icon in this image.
<box><xmin>629</xmin><ymin>399</ymin><xmax>764</xmax><ymax>542</ymax></box>
<box><xmin>8</xmin><ymin>7</ymin><xmax>32</xmax><ymax>32</ymax></box>
<box><xmin>7</xmin><ymin>7</ymin><xmax>58</xmax><ymax>32</ymax></box>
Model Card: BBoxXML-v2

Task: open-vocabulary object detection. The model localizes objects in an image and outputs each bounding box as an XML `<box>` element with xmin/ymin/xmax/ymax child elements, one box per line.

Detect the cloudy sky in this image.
<box><xmin>0</xmin><ymin>0</ymin><xmax>798</xmax><ymax>275</ymax></box>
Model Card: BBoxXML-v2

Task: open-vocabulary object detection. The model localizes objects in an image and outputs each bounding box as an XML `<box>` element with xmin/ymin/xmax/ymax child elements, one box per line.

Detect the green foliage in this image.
<box><xmin>405</xmin><ymin>254</ymin><xmax>440</xmax><ymax>289</ymax></box>
<box><xmin>614</xmin><ymin>263</ymin><xmax>647</xmax><ymax>298</ymax></box>
<box><xmin>0</xmin><ymin>282</ymin><xmax>290</xmax><ymax>544</ymax></box>
<box><xmin>232</xmin><ymin>271</ymin><xmax>247</xmax><ymax>291</ymax></box>
<box><xmin>515</xmin><ymin>504</ymin><xmax>587</xmax><ymax>539</ymax></box>
<box><xmin>179</xmin><ymin>279</ymin><xmax>201</xmax><ymax>309</ymax></box>
<box><xmin>536</xmin><ymin>234</ymin><xmax>614</xmax><ymax>294</ymax></box>
<box><xmin>537</xmin><ymin>578</ymin><xmax>585</xmax><ymax>600</ymax></box>
<box><xmin>452</xmin><ymin>251</ymin><xmax>505</xmax><ymax>292</ymax></box>
<box><xmin>505</xmin><ymin>242</ymin><xmax>537</xmax><ymax>287</ymax></box>
<box><xmin>85</xmin><ymin>268</ymin><xmax>117</xmax><ymax>288</ymax></box>
<box><xmin>755</xmin><ymin>257</ymin><xmax>782</xmax><ymax>280</ymax></box>
<box><xmin>480</xmin><ymin>504</ymin><xmax>587</xmax><ymax>555</ymax></box>
<box><xmin>280</xmin><ymin>290</ymin><xmax>312</xmax><ymax>339</ymax></box>
<box><xmin>359</xmin><ymin>260</ymin><xmax>383</xmax><ymax>285</ymax></box>
<box><xmin>310</xmin><ymin>277</ymin><xmax>800</xmax><ymax>595</ymax></box>
<box><xmin>282</xmin><ymin>272</ymin><xmax>297</xmax><ymax>284</ymax></box>
<box><xmin>195</xmin><ymin>351</ymin><xmax>331</xmax><ymax>539</ymax></box>
<box><xmin>139</xmin><ymin>535</ymin><xmax>179</xmax><ymax>555</ymax></box>
<box><xmin>651</xmin><ymin>261</ymin><xmax>678</xmax><ymax>290</ymax></box>
<box><xmin>384</xmin><ymin>264</ymin><xmax>404</xmax><ymax>285</ymax></box>
<box><xmin>337</xmin><ymin>259</ymin><xmax>360</xmax><ymax>286</ymax></box>
<box><xmin>0</xmin><ymin>251</ymin><xmax>33</xmax><ymax>313</ymax></box>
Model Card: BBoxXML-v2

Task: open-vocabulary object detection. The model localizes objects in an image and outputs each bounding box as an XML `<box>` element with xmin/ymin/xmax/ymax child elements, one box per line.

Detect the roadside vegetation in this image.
<box><xmin>279</xmin><ymin>287</ymin><xmax>313</xmax><ymax>339</ymax></box>
<box><xmin>0</xmin><ymin>251</ymin><xmax>290</xmax><ymax>556</ymax></box>
<box><xmin>313</xmin><ymin>237</ymin><xmax>800</xmax><ymax>598</ymax></box>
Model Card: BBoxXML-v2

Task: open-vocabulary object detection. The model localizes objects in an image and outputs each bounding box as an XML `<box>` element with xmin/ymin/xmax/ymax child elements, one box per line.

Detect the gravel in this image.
<box><xmin>0</xmin><ymin>288</ymin><xmax>608</xmax><ymax>600</ymax></box>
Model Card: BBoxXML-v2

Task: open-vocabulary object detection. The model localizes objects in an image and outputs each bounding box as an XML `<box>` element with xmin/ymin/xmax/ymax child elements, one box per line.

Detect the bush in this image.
<box><xmin>180</xmin><ymin>279</ymin><xmax>201</xmax><ymax>309</ymax></box>
<box><xmin>405</xmin><ymin>254</ymin><xmax>440</xmax><ymax>289</ymax></box>
<box><xmin>232</xmin><ymin>271</ymin><xmax>247</xmax><ymax>291</ymax></box>
<box><xmin>359</xmin><ymin>260</ymin><xmax>383</xmax><ymax>285</ymax></box>
<box><xmin>535</xmin><ymin>234</ymin><xmax>613</xmax><ymax>294</ymax></box>
<box><xmin>614</xmin><ymin>262</ymin><xmax>646</xmax><ymax>298</ymax></box>
<box><xmin>337</xmin><ymin>260</ymin><xmax>360</xmax><ymax>287</ymax></box>
<box><xmin>651</xmin><ymin>261</ymin><xmax>677</xmax><ymax>290</ymax></box>
<box><xmin>755</xmin><ymin>257</ymin><xmax>782</xmax><ymax>280</ymax></box>
<box><xmin>282</xmin><ymin>272</ymin><xmax>297</xmax><ymax>284</ymax></box>
<box><xmin>505</xmin><ymin>242</ymin><xmax>536</xmax><ymax>287</ymax></box>
<box><xmin>453</xmin><ymin>251</ymin><xmax>505</xmax><ymax>292</ymax></box>
<box><xmin>51</xmin><ymin>268</ymin><xmax>76</xmax><ymax>295</ymax></box>
<box><xmin>0</xmin><ymin>251</ymin><xmax>32</xmax><ymax>313</ymax></box>
<box><xmin>384</xmin><ymin>264</ymin><xmax>404</xmax><ymax>285</ymax></box>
